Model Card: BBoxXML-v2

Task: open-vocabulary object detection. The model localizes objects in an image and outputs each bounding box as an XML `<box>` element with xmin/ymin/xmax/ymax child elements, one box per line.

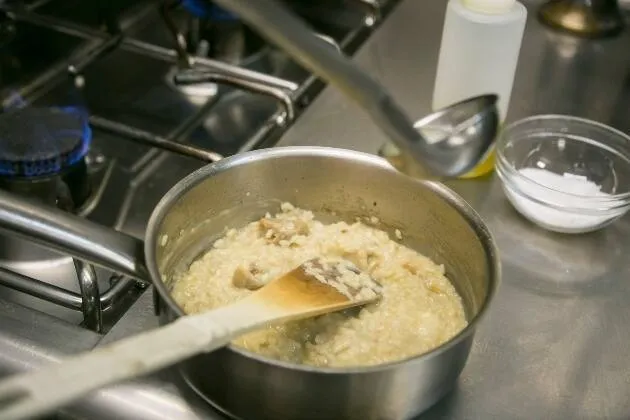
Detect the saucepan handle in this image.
<box><xmin>0</xmin><ymin>190</ymin><xmax>149</xmax><ymax>281</ymax></box>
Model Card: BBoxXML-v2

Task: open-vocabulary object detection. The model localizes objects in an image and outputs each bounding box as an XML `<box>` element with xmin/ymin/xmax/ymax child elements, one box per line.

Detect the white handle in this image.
<box><xmin>0</xmin><ymin>303</ymin><xmax>263</xmax><ymax>420</ymax></box>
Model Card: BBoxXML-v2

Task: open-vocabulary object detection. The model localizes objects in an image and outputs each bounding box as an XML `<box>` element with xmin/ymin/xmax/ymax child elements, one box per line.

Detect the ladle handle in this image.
<box><xmin>0</xmin><ymin>304</ymin><xmax>259</xmax><ymax>420</ymax></box>
<box><xmin>210</xmin><ymin>0</ymin><xmax>447</xmax><ymax>175</ymax></box>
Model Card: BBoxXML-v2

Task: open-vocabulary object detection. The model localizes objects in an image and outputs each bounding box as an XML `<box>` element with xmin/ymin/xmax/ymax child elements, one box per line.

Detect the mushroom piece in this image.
<box><xmin>258</xmin><ymin>217</ymin><xmax>310</xmax><ymax>244</ymax></box>
<box><xmin>232</xmin><ymin>263</ymin><xmax>265</xmax><ymax>290</ymax></box>
<box><xmin>341</xmin><ymin>250</ymin><xmax>380</xmax><ymax>272</ymax></box>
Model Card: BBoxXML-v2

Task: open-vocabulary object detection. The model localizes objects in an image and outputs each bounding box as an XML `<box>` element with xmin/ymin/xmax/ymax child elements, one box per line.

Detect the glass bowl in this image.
<box><xmin>495</xmin><ymin>115</ymin><xmax>630</xmax><ymax>234</ymax></box>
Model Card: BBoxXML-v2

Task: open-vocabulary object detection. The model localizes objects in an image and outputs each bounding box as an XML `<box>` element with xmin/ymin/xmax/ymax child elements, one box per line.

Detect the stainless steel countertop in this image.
<box><xmin>277</xmin><ymin>0</ymin><xmax>630</xmax><ymax>418</ymax></box>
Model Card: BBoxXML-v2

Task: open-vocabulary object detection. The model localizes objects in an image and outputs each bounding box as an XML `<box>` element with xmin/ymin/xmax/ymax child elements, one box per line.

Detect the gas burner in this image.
<box><xmin>162</xmin><ymin>0</ymin><xmax>267</xmax><ymax>67</ymax></box>
<box><xmin>0</xmin><ymin>106</ymin><xmax>92</xmax><ymax>212</ymax></box>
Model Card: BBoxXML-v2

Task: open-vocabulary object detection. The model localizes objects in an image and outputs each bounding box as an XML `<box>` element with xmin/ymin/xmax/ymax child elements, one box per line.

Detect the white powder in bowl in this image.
<box><xmin>504</xmin><ymin>167</ymin><xmax>617</xmax><ymax>232</ymax></box>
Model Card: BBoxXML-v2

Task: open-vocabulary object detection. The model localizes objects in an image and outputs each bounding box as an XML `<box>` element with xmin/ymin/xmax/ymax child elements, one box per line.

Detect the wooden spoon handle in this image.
<box><xmin>0</xmin><ymin>304</ymin><xmax>254</xmax><ymax>420</ymax></box>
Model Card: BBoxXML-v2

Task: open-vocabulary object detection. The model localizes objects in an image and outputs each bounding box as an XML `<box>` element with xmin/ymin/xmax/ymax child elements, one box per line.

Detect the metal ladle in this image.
<box><xmin>381</xmin><ymin>94</ymin><xmax>499</xmax><ymax>179</ymax></box>
<box><xmin>210</xmin><ymin>0</ymin><xmax>498</xmax><ymax>178</ymax></box>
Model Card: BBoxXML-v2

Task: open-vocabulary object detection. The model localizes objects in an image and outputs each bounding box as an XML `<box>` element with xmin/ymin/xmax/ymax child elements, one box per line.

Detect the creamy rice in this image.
<box><xmin>171</xmin><ymin>203</ymin><xmax>468</xmax><ymax>368</ymax></box>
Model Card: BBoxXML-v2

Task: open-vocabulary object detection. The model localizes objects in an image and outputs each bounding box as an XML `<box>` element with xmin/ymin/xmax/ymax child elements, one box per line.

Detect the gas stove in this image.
<box><xmin>0</xmin><ymin>0</ymin><xmax>398</xmax><ymax>418</ymax></box>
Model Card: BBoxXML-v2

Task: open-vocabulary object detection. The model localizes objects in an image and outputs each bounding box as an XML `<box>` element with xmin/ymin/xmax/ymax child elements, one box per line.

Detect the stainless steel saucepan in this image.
<box><xmin>0</xmin><ymin>147</ymin><xmax>499</xmax><ymax>420</ymax></box>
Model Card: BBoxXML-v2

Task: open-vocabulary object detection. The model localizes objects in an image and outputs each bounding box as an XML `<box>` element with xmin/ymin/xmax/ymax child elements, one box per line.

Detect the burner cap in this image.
<box><xmin>0</xmin><ymin>107</ymin><xmax>91</xmax><ymax>177</ymax></box>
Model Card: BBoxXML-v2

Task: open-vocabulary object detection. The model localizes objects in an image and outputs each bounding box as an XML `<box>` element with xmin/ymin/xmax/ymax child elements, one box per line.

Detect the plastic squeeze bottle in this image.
<box><xmin>432</xmin><ymin>0</ymin><xmax>527</xmax><ymax>178</ymax></box>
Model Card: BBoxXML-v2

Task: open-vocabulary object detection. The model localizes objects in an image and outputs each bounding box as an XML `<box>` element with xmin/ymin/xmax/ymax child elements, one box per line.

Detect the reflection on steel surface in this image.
<box><xmin>538</xmin><ymin>0</ymin><xmax>625</xmax><ymax>38</ymax></box>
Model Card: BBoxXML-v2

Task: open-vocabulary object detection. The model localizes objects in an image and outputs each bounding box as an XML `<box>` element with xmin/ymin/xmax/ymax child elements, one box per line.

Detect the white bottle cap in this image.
<box><xmin>461</xmin><ymin>0</ymin><xmax>516</xmax><ymax>14</ymax></box>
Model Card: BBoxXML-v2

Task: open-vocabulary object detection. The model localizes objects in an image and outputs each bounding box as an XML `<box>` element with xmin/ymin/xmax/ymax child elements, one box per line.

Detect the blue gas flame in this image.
<box><xmin>59</xmin><ymin>105</ymin><xmax>92</xmax><ymax>166</ymax></box>
<box><xmin>0</xmin><ymin>94</ymin><xmax>93</xmax><ymax>177</ymax></box>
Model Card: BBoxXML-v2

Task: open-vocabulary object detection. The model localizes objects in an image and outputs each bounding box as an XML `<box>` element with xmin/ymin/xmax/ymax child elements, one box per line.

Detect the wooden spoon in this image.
<box><xmin>0</xmin><ymin>257</ymin><xmax>382</xmax><ymax>420</ymax></box>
